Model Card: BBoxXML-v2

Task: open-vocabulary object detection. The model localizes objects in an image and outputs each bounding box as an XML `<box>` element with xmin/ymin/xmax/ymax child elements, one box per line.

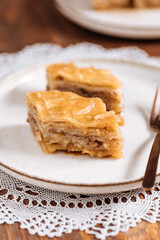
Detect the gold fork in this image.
<box><xmin>142</xmin><ymin>86</ymin><xmax>160</xmax><ymax>191</ymax></box>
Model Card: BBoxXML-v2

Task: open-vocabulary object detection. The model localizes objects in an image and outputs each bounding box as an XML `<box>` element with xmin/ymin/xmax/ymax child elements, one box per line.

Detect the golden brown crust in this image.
<box><xmin>134</xmin><ymin>0</ymin><xmax>160</xmax><ymax>8</ymax></box>
<box><xmin>91</xmin><ymin>0</ymin><xmax>130</xmax><ymax>9</ymax></box>
<box><xmin>47</xmin><ymin>76</ymin><xmax>123</xmax><ymax>115</ymax></box>
<box><xmin>46</xmin><ymin>63</ymin><xmax>122</xmax><ymax>89</ymax></box>
<box><xmin>90</xmin><ymin>0</ymin><xmax>160</xmax><ymax>9</ymax></box>
<box><xmin>26</xmin><ymin>90</ymin><xmax>123</xmax><ymax>158</ymax></box>
<box><xmin>26</xmin><ymin>90</ymin><xmax>120</xmax><ymax>130</ymax></box>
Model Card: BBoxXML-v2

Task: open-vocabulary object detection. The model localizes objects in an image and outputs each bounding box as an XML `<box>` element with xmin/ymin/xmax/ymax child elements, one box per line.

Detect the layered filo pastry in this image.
<box><xmin>91</xmin><ymin>0</ymin><xmax>130</xmax><ymax>9</ymax></box>
<box><xmin>46</xmin><ymin>63</ymin><xmax>124</xmax><ymax>125</ymax></box>
<box><xmin>26</xmin><ymin>90</ymin><xmax>123</xmax><ymax>158</ymax></box>
<box><xmin>90</xmin><ymin>0</ymin><xmax>160</xmax><ymax>9</ymax></box>
<box><xmin>133</xmin><ymin>0</ymin><xmax>160</xmax><ymax>8</ymax></box>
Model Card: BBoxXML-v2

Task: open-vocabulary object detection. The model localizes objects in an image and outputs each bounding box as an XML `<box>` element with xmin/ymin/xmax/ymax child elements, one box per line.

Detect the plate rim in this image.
<box><xmin>0</xmin><ymin>59</ymin><xmax>160</xmax><ymax>193</ymax></box>
<box><xmin>1</xmin><ymin>160</ymin><xmax>160</xmax><ymax>188</ymax></box>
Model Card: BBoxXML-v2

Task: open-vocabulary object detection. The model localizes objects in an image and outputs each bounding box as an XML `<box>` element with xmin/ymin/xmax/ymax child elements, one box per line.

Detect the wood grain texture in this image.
<box><xmin>0</xmin><ymin>0</ymin><xmax>160</xmax><ymax>55</ymax></box>
<box><xmin>1</xmin><ymin>221</ymin><xmax>160</xmax><ymax>240</ymax></box>
<box><xmin>0</xmin><ymin>0</ymin><xmax>160</xmax><ymax>239</ymax></box>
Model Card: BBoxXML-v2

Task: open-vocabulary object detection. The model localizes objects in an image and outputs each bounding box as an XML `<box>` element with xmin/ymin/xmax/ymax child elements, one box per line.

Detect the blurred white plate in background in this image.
<box><xmin>55</xmin><ymin>0</ymin><xmax>160</xmax><ymax>39</ymax></box>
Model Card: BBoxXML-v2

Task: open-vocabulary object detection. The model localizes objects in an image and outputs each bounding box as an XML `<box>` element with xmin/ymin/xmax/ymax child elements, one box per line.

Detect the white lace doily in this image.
<box><xmin>0</xmin><ymin>43</ymin><xmax>160</xmax><ymax>240</ymax></box>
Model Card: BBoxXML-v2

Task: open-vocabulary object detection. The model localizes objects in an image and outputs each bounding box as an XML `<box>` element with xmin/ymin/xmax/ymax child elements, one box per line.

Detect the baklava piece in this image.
<box><xmin>90</xmin><ymin>0</ymin><xmax>160</xmax><ymax>9</ymax></box>
<box><xmin>90</xmin><ymin>0</ymin><xmax>131</xmax><ymax>9</ymax></box>
<box><xmin>46</xmin><ymin>63</ymin><xmax>123</xmax><ymax>117</ymax></box>
<box><xmin>134</xmin><ymin>0</ymin><xmax>160</xmax><ymax>8</ymax></box>
<box><xmin>26</xmin><ymin>90</ymin><xmax>123</xmax><ymax>158</ymax></box>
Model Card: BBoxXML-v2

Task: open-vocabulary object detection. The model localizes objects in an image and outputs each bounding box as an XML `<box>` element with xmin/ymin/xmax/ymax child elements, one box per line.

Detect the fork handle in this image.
<box><xmin>142</xmin><ymin>134</ymin><xmax>160</xmax><ymax>191</ymax></box>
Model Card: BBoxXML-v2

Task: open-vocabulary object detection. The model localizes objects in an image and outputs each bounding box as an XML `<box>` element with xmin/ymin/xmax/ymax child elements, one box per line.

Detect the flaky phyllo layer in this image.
<box><xmin>46</xmin><ymin>63</ymin><xmax>123</xmax><ymax>125</ymax></box>
<box><xmin>90</xmin><ymin>0</ymin><xmax>160</xmax><ymax>10</ymax></box>
<box><xmin>26</xmin><ymin>90</ymin><xmax>123</xmax><ymax>158</ymax></box>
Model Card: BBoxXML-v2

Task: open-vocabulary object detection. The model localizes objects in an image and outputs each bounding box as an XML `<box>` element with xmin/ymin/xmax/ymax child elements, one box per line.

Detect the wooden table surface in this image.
<box><xmin>0</xmin><ymin>0</ymin><xmax>160</xmax><ymax>239</ymax></box>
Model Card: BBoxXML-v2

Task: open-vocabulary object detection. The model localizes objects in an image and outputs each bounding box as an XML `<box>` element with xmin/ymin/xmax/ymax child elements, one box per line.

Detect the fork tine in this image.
<box><xmin>150</xmin><ymin>86</ymin><xmax>160</xmax><ymax>125</ymax></box>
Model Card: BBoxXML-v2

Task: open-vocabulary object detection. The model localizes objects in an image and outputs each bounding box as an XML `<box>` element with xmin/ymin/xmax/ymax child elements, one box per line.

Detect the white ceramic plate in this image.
<box><xmin>0</xmin><ymin>59</ymin><xmax>160</xmax><ymax>194</ymax></box>
<box><xmin>55</xmin><ymin>0</ymin><xmax>160</xmax><ymax>39</ymax></box>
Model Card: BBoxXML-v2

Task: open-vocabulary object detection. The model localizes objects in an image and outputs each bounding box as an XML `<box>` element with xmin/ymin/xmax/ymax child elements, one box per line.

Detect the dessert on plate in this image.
<box><xmin>46</xmin><ymin>63</ymin><xmax>123</xmax><ymax>119</ymax></box>
<box><xmin>91</xmin><ymin>0</ymin><xmax>130</xmax><ymax>9</ymax></box>
<box><xmin>26</xmin><ymin>90</ymin><xmax>123</xmax><ymax>158</ymax></box>
<box><xmin>134</xmin><ymin>0</ymin><xmax>160</xmax><ymax>8</ymax></box>
<box><xmin>90</xmin><ymin>0</ymin><xmax>160</xmax><ymax>9</ymax></box>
